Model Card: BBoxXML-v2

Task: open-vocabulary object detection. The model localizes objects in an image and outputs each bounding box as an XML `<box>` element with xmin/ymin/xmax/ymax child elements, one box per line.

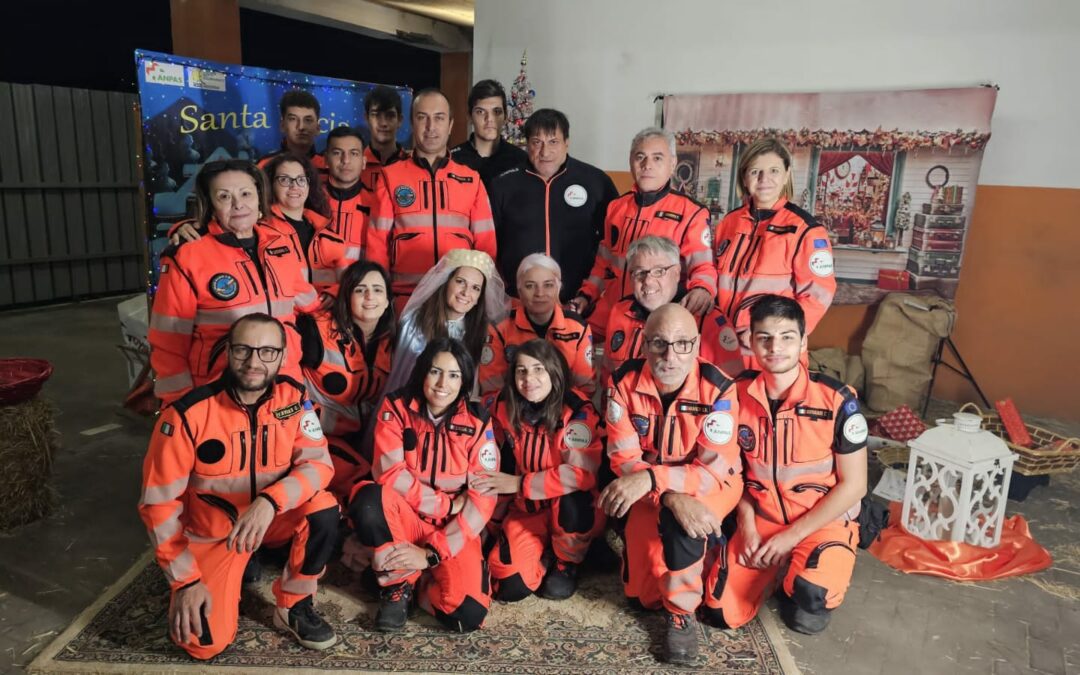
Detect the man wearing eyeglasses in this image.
<box><xmin>598</xmin><ymin>303</ymin><xmax>742</xmax><ymax>665</ymax></box>
<box><xmin>139</xmin><ymin>314</ymin><xmax>341</xmax><ymax>660</ymax></box>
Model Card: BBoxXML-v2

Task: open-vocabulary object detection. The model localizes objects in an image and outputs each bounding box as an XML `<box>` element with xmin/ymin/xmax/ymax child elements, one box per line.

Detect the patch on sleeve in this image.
<box><xmin>843</xmin><ymin>413</ymin><xmax>868</xmax><ymax>444</ymax></box>
<box><xmin>814</xmin><ymin>238</ymin><xmax>829</xmax><ymax>249</ymax></box>
<box><xmin>606</xmin><ymin>399</ymin><xmax>624</xmax><ymax>424</ymax></box>
<box><xmin>300</xmin><ymin>411</ymin><xmax>324</xmax><ymax>441</ymax></box>
<box><xmin>702</xmin><ymin>411</ymin><xmax>734</xmax><ymax>444</ymax></box>
<box><xmin>480</xmin><ymin>345</ymin><xmax>494</xmax><ymax>365</ymax></box>
<box><xmin>808</xmin><ymin>250</ymin><xmax>834</xmax><ymax>277</ymax></box>
<box><xmin>563</xmin><ymin>422</ymin><xmax>592</xmax><ymax>449</ymax></box>
<box><xmin>479</xmin><ymin>442</ymin><xmax>499</xmax><ymax>470</ymax></box>
<box><xmin>159</xmin><ymin>420</ymin><xmax>174</xmax><ymax>437</ymax></box>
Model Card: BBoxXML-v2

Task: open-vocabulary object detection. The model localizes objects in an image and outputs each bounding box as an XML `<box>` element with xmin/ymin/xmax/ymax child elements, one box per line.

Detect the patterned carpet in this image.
<box><xmin>31</xmin><ymin>551</ymin><xmax>799</xmax><ymax>674</ymax></box>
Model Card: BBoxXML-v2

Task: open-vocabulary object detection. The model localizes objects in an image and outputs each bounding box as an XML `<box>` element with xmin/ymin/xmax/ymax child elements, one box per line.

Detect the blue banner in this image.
<box><xmin>134</xmin><ymin>49</ymin><xmax>412</xmax><ymax>290</ymax></box>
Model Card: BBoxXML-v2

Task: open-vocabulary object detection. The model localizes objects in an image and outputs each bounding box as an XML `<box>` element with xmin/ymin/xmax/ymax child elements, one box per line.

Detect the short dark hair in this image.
<box><xmin>334</xmin><ymin>260</ymin><xmax>395</xmax><ymax>344</ymax></box>
<box><xmin>263</xmin><ymin>153</ymin><xmax>330</xmax><ymax>218</ymax></box>
<box><xmin>228</xmin><ymin>312</ymin><xmax>286</xmax><ymax>346</ymax></box>
<box><xmin>279</xmin><ymin>90</ymin><xmax>320</xmax><ymax>117</ymax></box>
<box><xmin>325</xmin><ymin>125</ymin><xmax>366</xmax><ymax>149</ymax></box>
<box><xmin>364</xmin><ymin>85</ymin><xmax>403</xmax><ymax>116</ymax></box>
<box><xmin>403</xmin><ymin>338</ymin><xmax>476</xmax><ymax>410</ymax></box>
<box><xmin>749</xmin><ymin>295</ymin><xmax>806</xmax><ymax>336</ymax></box>
<box><xmin>523</xmin><ymin>108</ymin><xmax>569</xmax><ymax>141</ymax></box>
<box><xmin>468</xmin><ymin>79</ymin><xmax>507</xmax><ymax>112</ymax></box>
<box><xmin>193</xmin><ymin>159</ymin><xmax>270</xmax><ymax>229</ymax></box>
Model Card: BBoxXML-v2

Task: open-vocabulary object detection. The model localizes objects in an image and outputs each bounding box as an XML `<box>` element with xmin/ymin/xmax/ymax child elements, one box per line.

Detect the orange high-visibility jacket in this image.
<box><xmin>580</xmin><ymin>186</ymin><xmax>717</xmax><ymax>328</ymax></box>
<box><xmin>137</xmin><ymin>375</ymin><xmax>333</xmax><ymax>590</ymax></box>
<box><xmin>714</xmin><ymin>198</ymin><xmax>836</xmax><ymax>336</ymax></box>
<box><xmin>736</xmin><ymin>365</ymin><xmax>866</xmax><ymax>525</ymax></box>
<box><xmin>265</xmin><ymin>205</ymin><xmax>349</xmax><ymax>297</ymax></box>
<box><xmin>490</xmin><ymin>389</ymin><xmax>602</xmax><ymax>509</ymax></box>
<box><xmin>149</xmin><ymin>222</ymin><xmax>321</xmax><ymax>405</ymax></box>
<box><xmin>478</xmin><ymin>305</ymin><xmax>595</xmax><ymax>395</ymax></box>
<box><xmin>699</xmin><ymin>306</ymin><xmax>745</xmax><ymax>377</ymax></box>
<box><xmin>606</xmin><ymin>358</ymin><xmax>742</xmax><ymax>498</ymax></box>
<box><xmin>366</xmin><ymin>155</ymin><xmax>497</xmax><ymax>297</ymax></box>
<box><xmin>365</xmin><ymin>393</ymin><xmax>499</xmax><ymax>561</ymax></box>
<box><xmin>324</xmin><ymin>181</ymin><xmax>372</xmax><ymax>263</ymax></box>
<box><xmin>361</xmin><ymin>144</ymin><xmax>409</xmax><ymax>195</ymax></box>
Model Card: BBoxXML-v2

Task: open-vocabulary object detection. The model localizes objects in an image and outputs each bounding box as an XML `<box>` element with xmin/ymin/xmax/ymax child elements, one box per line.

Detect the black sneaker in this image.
<box><xmin>540</xmin><ymin>559</ymin><xmax>578</xmax><ymax>600</ymax></box>
<box><xmin>663</xmin><ymin>611</ymin><xmax>699</xmax><ymax>665</ymax></box>
<box><xmin>242</xmin><ymin>554</ymin><xmax>262</xmax><ymax>586</ymax></box>
<box><xmin>780</xmin><ymin>599</ymin><xmax>831</xmax><ymax>635</ymax></box>
<box><xmin>274</xmin><ymin>595</ymin><xmax>338</xmax><ymax>650</ymax></box>
<box><xmin>375</xmin><ymin>581</ymin><xmax>413</xmax><ymax>632</ymax></box>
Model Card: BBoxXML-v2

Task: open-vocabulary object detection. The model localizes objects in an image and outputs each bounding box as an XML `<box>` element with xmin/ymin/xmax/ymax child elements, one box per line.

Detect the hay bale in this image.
<box><xmin>0</xmin><ymin>397</ymin><xmax>59</xmax><ymax>529</ymax></box>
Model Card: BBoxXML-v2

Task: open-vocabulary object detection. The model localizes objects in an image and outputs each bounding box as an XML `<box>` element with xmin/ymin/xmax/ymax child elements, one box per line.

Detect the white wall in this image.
<box><xmin>474</xmin><ymin>0</ymin><xmax>1080</xmax><ymax>188</ymax></box>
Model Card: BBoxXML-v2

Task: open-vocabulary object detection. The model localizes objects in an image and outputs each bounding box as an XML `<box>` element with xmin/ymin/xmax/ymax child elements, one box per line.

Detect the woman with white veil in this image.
<box><xmin>384</xmin><ymin>248</ymin><xmax>509</xmax><ymax>394</ymax></box>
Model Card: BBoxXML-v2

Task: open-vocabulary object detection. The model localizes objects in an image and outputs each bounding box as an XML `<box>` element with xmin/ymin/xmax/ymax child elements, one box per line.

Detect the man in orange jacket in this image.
<box><xmin>599</xmin><ymin>303</ymin><xmax>742</xmax><ymax>664</ymax></box>
<box><xmin>257</xmin><ymin>90</ymin><xmax>327</xmax><ymax>176</ymax></box>
<box><xmin>366</xmin><ymin>88</ymin><xmax>497</xmax><ymax>305</ymax></box>
<box><xmin>702</xmin><ymin>295</ymin><xmax>867</xmax><ymax>635</ymax></box>
<box><xmin>323</xmin><ymin>125</ymin><xmax>372</xmax><ymax>264</ymax></box>
<box><xmin>362</xmin><ymin>85</ymin><xmax>410</xmax><ymax>192</ymax></box>
<box><xmin>571</xmin><ymin>128</ymin><xmax>717</xmax><ymax>336</ymax></box>
<box><xmin>138</xmin><ymin>314</ymin><xmax>339</xmax><ymax>659</ymax></box>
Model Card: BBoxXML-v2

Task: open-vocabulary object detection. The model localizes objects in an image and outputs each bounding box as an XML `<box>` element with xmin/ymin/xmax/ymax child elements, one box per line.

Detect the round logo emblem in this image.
<box><xmin>631</xmin><ymin>414</ymin><xmax>650</xmax><ymax>437</ymax></box>
<box><xmin>564</xmin><ymin>184</ymin><xmax>588</xmax><ymax>207</ymax></box>
<box><xmin>208</xmin><ymin>273</ymin><xmax>239</xmax><ymax>301</ymax></box>
<box><xmin>737</xmin><ymin>424</ymin><xmax>756</xmax><ymax>451</ymax></box>
<box><xmin>702</xmin><ymin>411</ymin><xmax>734</xmax><ymax>444</ymax></box>
<box><xmin>394</xmin><ymin>185</ymin><xmax>416</xmax><ymax>207</ymax></box>
<box><xmin>719</xmin><ymin>326</ymin><xmax>739</xmax><ymax>352</ymax></box>
<box><xmin>584</xmin><ymin>344</ymin><xmax>594</xmax><ymax>366</ymax></box>
<box><xmin>563</xmin><ymin>422</ymin><xmax>592</xmax><ymax>449</ymax></box>
<box><xmin>606</xmin><ymin>399</ymin><xmax>624</xmax><ymax>425</ymax></box>
<box><xmin>610</xmin><ymin>330</ymin><xmax>625</xmax><ymax>353</ymax></box>
<box><xmin>479</xmin><ymin>442</ymin><xmax>499</xmax><ymax>471</ymax></box>
<box><xmin>504</xmin><ymin>345</ymin><xmax>519</xmax><ymax>365</ymax></box>
<box><xmin>300</xmin><ymin>411</ymin><xmax>324</xmax><ymax>441</ymax></box>
<box><xmin>843</xmin><ymin>413</ymin><xmax>869</xmax><ymax>444</ymax></box>
<box><xmin>480</xmin><ymin>345</ymin><xmax>494</xmax><ymax>365</ymax></box>
<box><xmin>701</xmin><ymin>226</ymin><xmax>713</xmax><ymax>249</ymax></box>
<box><xmin>808</xmin><ymin>250</ymin><xmax>834</xmax><ymax>277</ymax></box>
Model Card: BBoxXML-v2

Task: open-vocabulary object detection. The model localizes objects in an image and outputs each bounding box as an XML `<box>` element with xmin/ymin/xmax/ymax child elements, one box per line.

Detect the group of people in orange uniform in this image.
<box><xmin>139</xmin><ymin>79</ymin><xmax>868</xmax><ymax>665</ymax></box>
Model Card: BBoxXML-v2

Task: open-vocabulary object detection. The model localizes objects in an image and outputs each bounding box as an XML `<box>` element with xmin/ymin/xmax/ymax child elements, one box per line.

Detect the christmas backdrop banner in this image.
<box><xmin>134</xmin><ymin>49</ymin><xmax>411</xmax><ymax>292</ymax></box>
<box><xmin>663</xmin><ymin>87</ymin><xmax>996</xmax><ymax>304</ymax></box>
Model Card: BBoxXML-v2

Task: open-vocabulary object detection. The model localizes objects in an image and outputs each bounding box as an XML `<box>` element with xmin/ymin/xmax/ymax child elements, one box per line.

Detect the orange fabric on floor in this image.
<box><xmin>868</xmin><ymin>502</ymin><xmax>1052</xmax><ymax>581</ymax></box>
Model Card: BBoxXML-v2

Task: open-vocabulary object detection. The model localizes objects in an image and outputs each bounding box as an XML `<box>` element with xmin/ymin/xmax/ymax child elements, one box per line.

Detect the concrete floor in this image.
<box><xmin>0</xmin><ymin>296</ymin><xmax>1077</xmax><ymax>674</ymax></box>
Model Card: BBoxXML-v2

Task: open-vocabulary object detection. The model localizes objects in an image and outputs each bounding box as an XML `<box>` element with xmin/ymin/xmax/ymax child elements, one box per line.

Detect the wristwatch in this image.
<box><xmin>424</xmin><ymin>545</ymin><xmax>441</xmax><ymax>569</ymax></box>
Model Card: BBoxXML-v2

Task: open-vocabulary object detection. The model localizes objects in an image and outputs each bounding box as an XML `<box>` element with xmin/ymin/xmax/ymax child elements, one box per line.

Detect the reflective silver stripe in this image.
<box><xmin>165</xmin><ymin>548</ymin><xmax>197</xmax><ymax>585</ymax></box>
<box><xmin>610</xmin><ymin>435</ymin><xmax>641</xmax><ymax>452</ymax></box>
<box><xmin>557</xmin><ymin>463</ymin><xmax>591</xmax><ymax>491</ymax></box>
<box><xmin>739</xmin><ymin>276</ymin><xmax>795</xmax><ymax>294</ymax></box>
<box><xmin>344</xmin><ymin>246</ymin><xmax>363</xmax><ymax>261</ymax></box>
<box><xmin>391</xmin><ymin>271</ymin><xmax>425</xmax><ymax>285</ymax></box>
<box><xmin>194</xmin><ymin>305</ymin><xmax>254</xmax><ymax>326</ymax></box>
<box><xmin>295</xmin><ymin>445</ymin><xmax>326</xmax><ymax>463</ymax></box>
<box><xmin>432</xmin><ymin>474</ymin><xmax>467</xmax><ymax>491</ymax></box>
<box><xmin>140</xmin><ymin>475</ymin><xmax>190</xmax><ymax>506</ymax></box>
<box><xmin>395</xmin><ymin>213</ymin><xmax>472</xmax><ymax>230</ymax></box>
<box><xmin>378</xmin><ymin>448</ymin><xmax>405</xmax><ymax>477</ymax></box>
<box><xmin>371</xmin><ymin>217</ymin><xmax>395</xmax><ymax>232</ymax></box>
<box><xmin>257</xmin><ymin>469</ymin><xmax>288</xmax><ymax>492</ymax></box>
<box><xmin>565</xmin><ymin>451</ymin><xmax>598</xmax><ymax>472</ymax></box>
<box><xmin>802</xmin><ymin>282</ymin><xmax>834</xmax><ymax>305</ymax></box>
<box><xmin>293</xmin><ymin>292</ymin><xmax>318</xmax><ymax>309</ymax></box>
<box><xmin>443</xmin><ymin>521</ymin><xmax>465</xmax><ymax>557</ymax></box>
<box><xmin>663</xmin><ymin>466</ymin><xmax>688</xmax><ymax>493</ymax></box>
<box><xmin>471</xmin><ymin>217</ymin><xmax>495</xmax><ymax>233</ymax></box>
<box><xmin>149</xmin><ymin>505</ymin><xmax>184</xmax><ymax>547</ymax></box>
<box><xmin>418</xmin><ymin>485</ymin><xmax>442</xmax><ymax>516</ymax></box>
<box><xmin>746</xmin><ymin>456</ymin><xmax>835</xmax><ymax>483</ymax></box>
<box><xmin>526</xmin><ymin>472</ymin><xmax>549</xmax><ymax>500</ymax></box>
<box><xmin>687</xmin><ymin>250</ymin><xmax>713</xmax><ymax>266</ymax></box>
<box><xmin>154</xmin><ymin>371</ymin><xmax>193</xmax><ymax>396</ymax></box>
<box><xmin>280</xmin><ymin>476</ymin><xmax>303</xmax><ymax>510</ymax></box>
<box><xmin>311</xmin><ymin>268</ymin><xmax>338</xmax><ymax>284</ymax></box>
<box><xmin>149</xmin><ymin>313</ymin><xmax>194</xmax><ymax>334</ymax></box>
<box><xmin>188</xmin><ymin>474</ymin><xmax>252</xmax><ymax>495</ymax></box>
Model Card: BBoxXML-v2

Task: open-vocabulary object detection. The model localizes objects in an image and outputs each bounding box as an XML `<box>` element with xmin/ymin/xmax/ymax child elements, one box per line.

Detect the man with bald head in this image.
<box><xmin>599</xmin><ymin>303</ymin><xmax>743</xmax><ymax>664</ymax></box>
<box><xmin>367</xmin><ymin>88</ymin><xmax>497</xmax><ymax>301</ymax></box>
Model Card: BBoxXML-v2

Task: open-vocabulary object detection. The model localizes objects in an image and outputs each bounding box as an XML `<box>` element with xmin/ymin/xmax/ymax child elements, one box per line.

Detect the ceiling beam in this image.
<box><xmin>241</xmin><ymin>0</ymin><xmax>472</xmax><ymax>52</ymax></box>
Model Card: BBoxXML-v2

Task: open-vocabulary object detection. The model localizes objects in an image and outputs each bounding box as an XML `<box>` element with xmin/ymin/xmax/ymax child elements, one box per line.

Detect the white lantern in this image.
<box><xmin>901</xmin><ymin>412</ymin><xmax>1016</xmax><ymax>547</ymax></box>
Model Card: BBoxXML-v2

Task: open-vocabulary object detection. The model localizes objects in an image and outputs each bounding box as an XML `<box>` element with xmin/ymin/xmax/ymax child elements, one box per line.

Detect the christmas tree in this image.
<box><xmin>505</xmin><ymin>50</ymin><xmax>534</xmax><ymax>146</ymax></box>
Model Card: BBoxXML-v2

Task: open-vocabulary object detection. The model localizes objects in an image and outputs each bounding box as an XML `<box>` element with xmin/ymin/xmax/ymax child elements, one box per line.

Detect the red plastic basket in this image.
<box><xmin>0</xmin><ymin>358</ymin><xmax>54</xmax><ymax>405</ymax></box>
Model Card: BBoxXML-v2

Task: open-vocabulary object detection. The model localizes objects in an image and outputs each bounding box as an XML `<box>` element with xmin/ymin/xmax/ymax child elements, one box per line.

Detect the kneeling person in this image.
<box><xmin>600</xmin><ymin>304</ymin><xmax>742</xmax><ymax>665</ymax></box>
<box><xmin>480</xmin><ymin>340</ymin><xmax>604</xmax><ymax>601</ymax></box>
<box><xmin>138</xmin><ymin>314</ymin><xmax>339</xmax><ymax>659</ymax></box>
<box><xmin>350</xmin><ymin>339</ymin><xmax>498</xmax><ymax>633</ymax></box>
<box><xmin>702</xmin><ymin>295</ymin><xmax>867</xmax><ymax>635</ymax></box>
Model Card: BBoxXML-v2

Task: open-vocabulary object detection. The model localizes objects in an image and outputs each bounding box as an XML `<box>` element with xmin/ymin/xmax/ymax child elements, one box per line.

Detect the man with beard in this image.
<box><xmin>139</xmin><ymin>314</ymin><xmax>340</xmax><ymax>659</ymax></box>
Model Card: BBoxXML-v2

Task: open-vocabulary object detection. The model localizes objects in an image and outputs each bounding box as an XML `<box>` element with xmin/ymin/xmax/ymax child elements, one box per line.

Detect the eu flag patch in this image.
<box><xmin>303</xmin><ymin>400</ymin><xmax>314</xmax><ymax>411</ymax></box>
<box><xmin>713</xmin><ymin>400</ymin><xmax>731</xmax><ymax>411</ymax></box>
<box><xmin>485</xmin><ymin>429</ymin><xmax>495</xmax><ymax>440</ymax></box>
<box><xmin>714</xmin><ymin>315</ymin><xmax>727</xmax><ymax>327</ymax></box>
<box><xmin>814</xmin><ymin>238</ymin><xmax>829</xmax><ymax>249</ymax></box>
<box><xmin>572</xmin><ymin>409</ymin><xmax>588</xmax><ymax>420</ymax></box>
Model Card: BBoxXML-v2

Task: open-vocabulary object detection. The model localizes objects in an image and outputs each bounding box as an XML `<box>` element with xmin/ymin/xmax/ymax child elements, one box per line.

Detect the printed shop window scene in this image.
<box><xmin>662</xmin><ymin>87</ymin><xmax>996</xmax><ymax>304</ymax></box>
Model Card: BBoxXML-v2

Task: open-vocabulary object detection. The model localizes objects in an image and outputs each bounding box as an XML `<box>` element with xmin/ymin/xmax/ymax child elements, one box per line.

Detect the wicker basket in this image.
<box><xmin>0</xmin><ymin>358</ymin><xmax>54</xmax><ymax>406</ymax></box>
<box><xmin>874</xmin><ymin>444</ymin><xmax>910</xmax><ymax>471</ymax></box>
<box><xmin>959</xmin><ymin>402</ymin><xmax>1080</xmax><ymax>476</ymax></box>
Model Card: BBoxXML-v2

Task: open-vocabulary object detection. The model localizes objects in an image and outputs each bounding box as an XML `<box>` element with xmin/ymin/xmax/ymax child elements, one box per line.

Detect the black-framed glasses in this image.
<box><xmin>629</xmin><ymin>264</ymin><xmax>677</xmax><ymax>283</ymax></box>
<box><xmin>644</xmin><ymin>335</ymin><xmax>698</xmax><ymax>355</ymax></box>
<box><xmin>229</xmin><ymin>344</ymin><xmax>283</xmax><ymax>362</ymax></box>
<box><xmin>274</xmin><ymin>175</ymin><xmax>308</xmax><ymax>188</ymax></box>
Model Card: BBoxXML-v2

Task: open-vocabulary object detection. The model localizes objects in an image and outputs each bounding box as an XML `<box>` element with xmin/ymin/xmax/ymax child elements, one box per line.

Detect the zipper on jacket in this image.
<box><xmin>769</xmin><ymin>412</ymin><xmax>790</xmax><ymax>525</ymax></box>
<box><xmin>666</xmin><ymin>415</ymin><xmax>677</xmax><ymax>457</ymax></box>
<box><xmin>429</xmin><ymin>432</ymin><xmax>440</xmax><ymax>488</ymax></box>
<box><xmin>262</xmin><ymin>425</ymin><xmax>269</xmax><ymax>466</ymax></box>
<box><xmin>427</xmin><ymin>168</ymin><xmax>441</xmax><ymax>264</ymax></box>
<box><xmin>239</xmin><ymin>431</ymin><xmax>247</xmax><ymax>470</ymax></box>
<box><xmin>247</xmin><ymin>406</ymin><xmax>259</xmax><ymax>501</ymax></box>
<box><xmin>241</xmin><ymin>260</ymin><xmax>273</xmax><ymax>315</ymax></box>
<box><xmin>420</xmin><ymin>433</ymin><xmax>431</xmax><ymax>473</ymax></box>
<box><xmin>723</xmin><ymin>234</ymin><xmax>747</xmax><ymax>317</ymax></box>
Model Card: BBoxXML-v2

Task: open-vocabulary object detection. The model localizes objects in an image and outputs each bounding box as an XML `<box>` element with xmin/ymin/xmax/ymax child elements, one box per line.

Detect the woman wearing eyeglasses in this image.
<box><xmin>477</xmin><ymin>339</ymin><xmax>604</xmax><ymax>602</ymax></box>
<box><xmin>149</xmin><ymin>159</ymin><xmax>322</xmax><ymax>406</ymax></box>
<box><xmin>264</xmin><ymin>153</ymin><xmax>350</xmax><ymax>297</ymax></box>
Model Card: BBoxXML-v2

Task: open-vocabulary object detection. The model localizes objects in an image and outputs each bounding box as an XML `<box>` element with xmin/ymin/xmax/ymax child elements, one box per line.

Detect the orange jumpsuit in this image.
<box><xmin>606</xmin><ymin>358</ymin><xmax>742</xmax><ymax>615</ymax></box>
<box><xmin>297</xmin><ymin>310</ymin><xmax>392</xmax><ymax>504</ymax></box>
<box><xmin>702</xmin><ymin>366</ymin><xmax>865</xmax><ymax>629</ymax></box>
<box><xmin>149</xmin><ymin>222</ymin><xmax>321</xmax><ymax>406</ymax></box>
<box><xmin>265</xmin><ymin>205</ymin><xmax>349</xmax><ymax>297</ymax></box>
<box><xmin>486</xmin><ymin>389</ymin><xmax>604</xmax><ymax>596</ymax></box>
<box><xmin>366</xmin><ymin>155</ymin><xmax>497</xmax><ymax>302</ymax></box>
<box><xmin>580</xmin><ymin>186</ymin><xmax>717</xmax><ymax>335</ymax></box>
<box><xmin>138</xmin><ymin>375</ymin><xmax>338</xmax><ymax>660</ymax></box>
<box><xmin>713</xmin><ymin>198</ymin><xmax>836</xmax><ymax>367</ymax></box>
<box><xmin>361</xmin><ymin>144</ymin><xmax>409</xmax><ymax>195</ymax></box>
<box><xmin>349</xmin><ymin>394</ymin><xmax>498</xmax><ymax>632</ymax></box>
<box><xmin>325</xmin><ymin>181</ymin><xmax>372</xmax><ymax>264</ymax></box>
<box><xmin>478</xmin><ymin>305</ymin><xmax>595</xmax><ymax>395</ymax></box>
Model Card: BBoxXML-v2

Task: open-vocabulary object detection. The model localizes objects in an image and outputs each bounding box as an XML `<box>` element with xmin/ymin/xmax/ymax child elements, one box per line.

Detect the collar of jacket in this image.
<box><xmin>278</xmin><ymin>139</ymin><xmax>317</xmax><ymax>159</ymax></box>
<box><xmin>411</xmin><ymin>153</ymin><xmax>450</xmax><ymax>173</ymax></box>
<box><xmin>744</xmin><ymin>361</ymin><xmax>810</xmax><ymax>415</ymax></box>
<box><xmin>212</xmin><ymin>222</ymin><xmax>282</xmax><ymax>249</ymax></box>
<box><xmin>513</xmin><ymin>303</ymin><xmax>565</xmax><ymax>332</ymax></box>
<box><xmin>525</xmin><ymin>158</ymin><xmax>569</xmax><ymax>183</ymax></box>
<box><xmin>368</xmin><ymin>144</ymin><xmax>406</xmax><ymax>164</ymax></box>
<box><xmin>625</xmin><ymin>285</ymin><xmax>687</xmax><ymax>320</ymax></box>
<box><xmin>270</xmin><ymin>203</ymin><xmax>331</xmax><ymax>231</ymax></box>
<box><xmin>744</xmin><ymin>196</ymin><xmax>789</xmax><ymax>222</ymax></box>
<box><xmin>402</xmin><ymin>392</ymin><xmax>466</xmax><ymax>422</ymax></box>
<box><xmin>326</xmin><ymin>179</ymin><xmax>365</xmax><ymax>201</ymax></box>
<box><xmin>635</xmin><ymin>356</ymin><xmax>704</xmax><ymax>403</ymax></box>
<box><xmin>633</xmin><ymin>183</ymin><xmax>672</xmax><ymax>207</ymax></box>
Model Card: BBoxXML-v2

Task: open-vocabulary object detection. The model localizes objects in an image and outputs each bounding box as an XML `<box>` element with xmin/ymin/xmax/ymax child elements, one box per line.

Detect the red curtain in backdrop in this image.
<box><xmin>817</xmin><ymin>151</ymin><xmax>894</xmax><ymax>176</ymax></box>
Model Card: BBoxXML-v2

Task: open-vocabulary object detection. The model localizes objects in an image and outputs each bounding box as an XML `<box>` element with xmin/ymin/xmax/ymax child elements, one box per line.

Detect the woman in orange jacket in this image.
<box><xmin>298</xmin><ymin>260</ymin><xmax>395</xmax><ymax>503</ymax></box>
<box><xmin>477</xmin><ymin>339</ymin><xmax>604</xmax><ymax>602</ymax></box>
<box><xmin>264</xmin><ymin>153</ymin><xmax>350</xmax><ymax>297</ymax></box>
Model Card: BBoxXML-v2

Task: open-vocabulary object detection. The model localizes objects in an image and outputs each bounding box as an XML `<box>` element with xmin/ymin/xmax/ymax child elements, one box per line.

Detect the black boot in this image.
<box><xmin>539</xmin><ymin>559</ymin><xmax>578</xmax><ymax>600</ymax></box>
<box><xmin>375</xmin><ymin>581</ymin><xmax>413</xmax><ymax>632</ymax></box>
<box><xmin>662</xmin><ymin>611</ymin><xmax>700</xmax><ymax>665</ymax></box>
<box><xmin>273</xmin><ymin>595</ymin><xmax>337</xmax><ymax>650</ymax></box>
